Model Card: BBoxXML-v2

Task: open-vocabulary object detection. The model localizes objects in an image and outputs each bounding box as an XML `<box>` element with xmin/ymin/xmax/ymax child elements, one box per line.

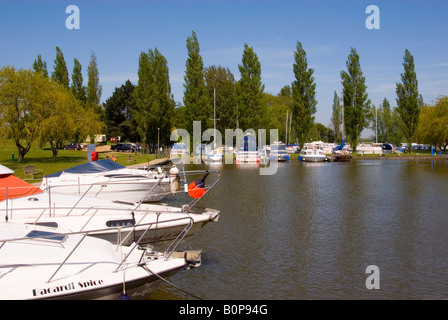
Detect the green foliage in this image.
<box><xmin>86</xmin><ymin>52</ymin><xmax>102</xmax><ymax>116</ymax></box>
<box><xmin>183</xmin><ymin>31</ymin><xmax>209</xmax><ymax>134</ymax></box>
<box><xmin>51</xmin><ymin>46</ymin><xmax>69</xmax><ymax>89</ymax></box>
<box><xmin>71</xmin><ymin>58</ymin><xmax>86</xmax><ymax>103</ymax></box>
<box><xmin>237</xmin><ymin>43</ymin><xmax>265</xmax><ymax>130</ymax></box>
<box><xmin>32</xmin><ymin>54</ymin><xmax>48</xmax><ymax>77</ymax></box>
<box><xmin>331</xmin><ymin>91</ymin><xmax>342</xmax><ymax>142</ymax></box>
<box><xmin>134</xmin><ymin>48</ymin><xmax>175</xmax><ymax>148</ymax></box>
<box><xmin>340</xmin><ymin>47</ymin><xmax>371</xmax><ymax>152</ymax></box>
<box><xmin>204</xmin><ymin>65</ymin><xmax>238</xmax><ymax>133</ymax></box>
<box><xmin>103</xmin><ymin>80</ymin><xmax>138</xmax><ymax>141</ymax></box>
<box><xmin>291</xmin><ymin>41</ymin><xmax>317</xmax><ymax>147</ymax></box>
<box><xmin>0</xmin><ymin>66</ymin><xmax>104</xmax><ymax>161</ymax></box>
<box><xmin>415</xmin><ymin>96</ymin><xmax>448</xmax><ymax>151</ymax></box>
<box><xmin>396</xmin><ymin>49</ymin><xmax>422</xmax><ymax>152</ymax></box>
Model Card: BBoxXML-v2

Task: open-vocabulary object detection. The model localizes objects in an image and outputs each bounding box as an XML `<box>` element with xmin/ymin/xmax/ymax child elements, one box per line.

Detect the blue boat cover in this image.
<box><xmin>45</xmin><ymin>159</ymin><xmax>126</xmax><ymax>178</ymax></box>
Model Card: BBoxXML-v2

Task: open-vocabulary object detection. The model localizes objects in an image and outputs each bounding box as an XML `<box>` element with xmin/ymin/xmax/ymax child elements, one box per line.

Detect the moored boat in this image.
<box><xmin>298</xmin><ymin>144</ymin><xmax>328</xmax><ymax>162</ymax></box>
<box><xmin>0</xmin><ymin>165</ymin><xmax>221</xmax><ymax>250</ymax></box>
<box><xmin>40</xmin><ymin>159</ymin><xmax>171</xmax><ymax>203</ymax></box>
<box><xmin>0</xmin><ymin>221</ymin><xmax>200</xmax><ymax>300</ymax></box>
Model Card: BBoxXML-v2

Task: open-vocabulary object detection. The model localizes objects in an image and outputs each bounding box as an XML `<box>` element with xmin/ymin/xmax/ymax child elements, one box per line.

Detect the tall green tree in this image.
<box><xmin>183</xmin><ymin>31</ymin><xmax>209</xmax><ymax>134</ymax></box>
<box><xmin>32</xmin><ymin>54</ymin><xmax>48</xmax><ymax>77</ymax></box>
<box><xmin>237</xmin><ymin>43</ymin><xmax>265</xmax><ymax>130</ymax></box>
<box><xmin>71</xmin><ymin>58</ymin><xmax>86</xmax><ymax>103</ymax></box>
<box><xmin>396</xmin><ymin>49</ymin><xmax>422</xmax><ymax>152</ymax></box>
<box><xmin>51</xmin><ymin>46</ymin><xmax>69</xmax><ymax>89</ymax></box>
<box><xmin>103</xmin><ymin>80</ymin><xmax>138</xmax><ymax>141</ymax></box>
<box><xmin>331</xmin><ymin>91</ymin><xmax>342</xmax><ymax>142</ymax></box>
<box><xmin>340</xmin><ymin>47</ymin><xmax>371</xmax><ymax>152</ymax></box>
<box><xmin>86</xmin><ymin>52</ymin><xmax>102</xmax><ymax>115</ymax></box>
<box><xmin>291</xmin><ymin>41</ymin><xmax>317</xmax><ymax>147</ymax></box>
<box><xmin>134</xmin><ymin>48</ymin><xmax>175</xmax><ymax>149</ymax></box>
<box><xmin>204</xmin><ymin>65</ymin><xmax>238</xmax><ymax>133</ymax></box>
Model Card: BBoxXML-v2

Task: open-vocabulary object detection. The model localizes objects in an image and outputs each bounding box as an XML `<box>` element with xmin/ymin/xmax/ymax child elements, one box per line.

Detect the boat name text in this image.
<box><xmin>32</xmin><ymin>279</ymin><xmax>104</xmax><ymax>297</ymax></box>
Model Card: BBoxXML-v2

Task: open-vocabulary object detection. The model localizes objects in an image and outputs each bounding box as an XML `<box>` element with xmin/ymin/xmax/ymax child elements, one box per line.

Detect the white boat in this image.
<box><xmin>269</xmin><ymin>141</ymin><xmax>290</xmax><ymax>161</ymax></box>
<box><xmin>0</xmin><ymin>221</ymin><xmax>200</xmax><ymax>300</ymax></box>
<box><xmin>235</xmin><ymin>134</ymin><xmax>259</xmax><ymax>164</ymax></box>
<box><xmin>356</xmin><ymin>143</ymin><xmax>383</xmax><ymax>155</ymax></box>
<box><xmin>40</xmin><ymin>159</ymin><xmax>171</xmax><ymax>203</ymax></box>
<box><xmin>206</xmin><ymin>148</ymin><xmax>223</xmax><ymax>162</ymax></box>
<box><xmin>170</xmin><ymin>143</ymin><xmax>190</xmax><ymax>164</ymax></box>
<box><xmin>1</xmin><ymin>165</ymin><xmax>221</xmax><ymax>250</ymax></box>
<box><xmin>298</xmin><ymin>144</ymin><xmax>328</xmax><ymax>162</ymax></box>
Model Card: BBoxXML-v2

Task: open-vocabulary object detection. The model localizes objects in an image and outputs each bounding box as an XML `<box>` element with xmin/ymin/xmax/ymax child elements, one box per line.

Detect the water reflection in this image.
<box><xmin>151</xmin><ymin>159</ymin><xmax>448</xmax><ymax>300</ymax></box>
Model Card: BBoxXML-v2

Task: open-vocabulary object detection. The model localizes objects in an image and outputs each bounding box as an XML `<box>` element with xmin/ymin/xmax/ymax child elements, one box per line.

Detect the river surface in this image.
<box><xmin>149</xmin><ymin>158</ymin><xmax>448</xmax><ymax>300</ymax></box>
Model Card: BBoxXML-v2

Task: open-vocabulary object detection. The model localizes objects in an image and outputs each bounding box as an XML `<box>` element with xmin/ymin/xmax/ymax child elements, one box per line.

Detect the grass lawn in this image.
<box><xmin>0</xmin><ymin>140</ymin><xmax>158</xmax><ymax>182</ymax></box>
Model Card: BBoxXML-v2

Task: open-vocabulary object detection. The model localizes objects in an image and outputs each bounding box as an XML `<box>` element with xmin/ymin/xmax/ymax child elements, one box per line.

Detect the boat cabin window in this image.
<box><xmin>106</xmin><ymin>219</ymin><xmax>136</xmax><ymax>228</ymax></box>
<box><xmin>26</xmin><ymin>230</ymin><xmax>66</xmax><ymax>242</ymax></box>
<box><xmin>26</xmin><ymin>222</ymin><xmax>59</xmax><ymax>228</ymax></box>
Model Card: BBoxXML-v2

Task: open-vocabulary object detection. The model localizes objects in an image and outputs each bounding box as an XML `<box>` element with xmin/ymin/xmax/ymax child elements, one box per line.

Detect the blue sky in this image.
<box><xmin>1</xmin><ymin>0</ymin><xmax>447</xmax><ymax>130</ymax></box>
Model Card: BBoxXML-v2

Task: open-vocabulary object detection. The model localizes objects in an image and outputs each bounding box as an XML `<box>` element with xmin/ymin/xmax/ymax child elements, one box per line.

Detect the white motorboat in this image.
<box><xmin>235</xmin><ymin>134</ymin><xmax>259</xmax><ymax>164</ymax></box>
<box><xmin>40</xmin><ymin>159</ymin><xmax>171</xmax><ymax>203</ymax></box>
<box><xmin>269</xmin><ymin>141</ymin><xmax>290</xmax><ymax>161</ymax></box>
<box><xmin>1</xmin><ymin>165</ymin><xmax>220</xmax><ymax>250</ymax></box>
<box><xmin>206</xmin><ymin>148</ymin><xmax>223</xmax><ymax>162</ymax></box>
<box><xmin>0</xmin><ymin>221</ymin><xmax>200</xmax><ymax>300</ymax></box>
<box><xmin>298</xmin><ymin>144</ymin><xmax>328</xmax><ymax>162</ymax></box>
<box><xmin>170</xmin><ymin>143</ymin><xmax>190</xmax><ymax>164</ymax></box>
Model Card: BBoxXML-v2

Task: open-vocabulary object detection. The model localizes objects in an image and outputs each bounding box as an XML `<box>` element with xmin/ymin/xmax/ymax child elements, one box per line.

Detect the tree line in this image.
<box><xmin>1</xmin><ymin>31</ymin><xmax>447</xmax><ymax>162</ymax></box>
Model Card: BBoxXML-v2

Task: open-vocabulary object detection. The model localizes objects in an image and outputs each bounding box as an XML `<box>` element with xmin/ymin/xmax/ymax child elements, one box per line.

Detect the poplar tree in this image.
<box><xmin>134</xmin><ymin>48</ymin><xmax>174</xmax><ymax>149</ymax></box>
<box><xmin>183</xmin><ymin>31</ymin><xmax>209</xmax><ymax>134</ymax></box>
<box><xmin>87</xmin><ymin>52</ymin><xmax>102</xmax><ymax>115</ymax></box>
<box><xmin>71</xmin><ymin>58</ymin><xmax>86</xmax><ymax>103</ymax></box>
<box><xmin>204</xmin><ymin>65</ymin><xmax>238</xmax><ymax>133</ymax></box>
<box><xmin>396</xmin><ymin>49</ymin><xmax>422</xmax><ymax>152</ymax></box>
<box><xmin>32</xmin><ymin>54</ymin><xmax>48</xmax><ymax>77</ymax></box>
<box><xmin>291</xmin><ymin>41</ymin><xmax>317</xmax><ymax>147</ymax></box>
<box><xmin>237</xmin><ymin>43</ymin><xmax>265</xmax><ymax>130</ymax></box>
<box><xmin>51</xmin><ymin>46</ymin><xmax>69</xmax><ymax>89</ymax></box>
<box><xmin>340</xmin><ymin>47</ymin><xmax>371</xmax><ymax>152</ymax></box>
<box><xmin>331</xmin><ymin>91</ymin><xmax>342</xmax><ymax>142</ymax></box>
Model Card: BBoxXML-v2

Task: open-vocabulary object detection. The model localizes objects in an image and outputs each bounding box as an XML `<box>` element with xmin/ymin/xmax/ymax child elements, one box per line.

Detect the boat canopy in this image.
<box><xmin>45</xmin><ymin>159</ymin><xmax>126</xmax><ymax>178</ymax></box>
<box><xmin>0</xmin><ymin>166</ymin><xmax>42</xmax><ymax>201</ymax></box>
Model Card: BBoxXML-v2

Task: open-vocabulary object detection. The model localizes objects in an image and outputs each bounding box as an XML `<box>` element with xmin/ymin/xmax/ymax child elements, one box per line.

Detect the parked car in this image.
<box><xmin>63</xmin><ymin>143</ymin><xmax>83</xmax><ymax>150</ymax></box>
<box><xmin>110</xmin><ymin>143</ymin><xmax>137</xmax><ymax>152</ymax></box>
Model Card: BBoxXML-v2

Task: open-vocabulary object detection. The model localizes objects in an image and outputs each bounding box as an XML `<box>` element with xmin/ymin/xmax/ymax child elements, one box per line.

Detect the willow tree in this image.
<box><xmin>237</xmin><ymin>43</ymin><xmax>265</xmax><ymax>130</ymax></box>
<box><xmin>396</xmin><ymin>49</ymin><xmax>422</xmax><ymax>152</ymax></box>
<box><xmin>291</xmin><ymin>41</ymin><xmax>317</xmax><ymax>147</ymax></box>
<box><xmin>340</xmin><ymin>47</ymin><xmax>371</xmax><ymax>152</ymax></box>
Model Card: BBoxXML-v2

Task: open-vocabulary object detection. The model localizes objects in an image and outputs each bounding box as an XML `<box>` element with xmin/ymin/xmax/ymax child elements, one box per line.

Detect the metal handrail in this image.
<box><xmin>0</xmin><ymin>215</ymin><xmax>195</xmax><ymax>283</ymax></box>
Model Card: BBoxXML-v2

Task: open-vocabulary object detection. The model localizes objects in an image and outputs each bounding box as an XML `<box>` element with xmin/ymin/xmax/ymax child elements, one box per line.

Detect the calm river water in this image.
<box><xmin>150</xmin><ymin>158</ymin><xmax>448</xmax><ymax>300</ymax></box>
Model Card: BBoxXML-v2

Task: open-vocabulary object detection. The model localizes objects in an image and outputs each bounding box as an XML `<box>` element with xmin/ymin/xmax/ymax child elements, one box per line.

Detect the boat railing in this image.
<box><xmin>0</xmin><ymin>215</ymin><xmax>195</xmax><ymax>283</ymax></box>
<box><xmin>1</xmin><ymin>169</ymin><xmax>220</xmax><ymax>219</ymax></box>
<box><xmin>176</xmin><ymin>169</ymin><xmax>220</xmax><ymax>212</ymax></box>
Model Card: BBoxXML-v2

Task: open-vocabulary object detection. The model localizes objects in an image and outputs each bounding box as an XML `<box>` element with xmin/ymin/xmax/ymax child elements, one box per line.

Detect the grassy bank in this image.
<box><xmin>0</xmin><ymin>141</ymin><xmax>157</xmax><ymax>182</ymax></box>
